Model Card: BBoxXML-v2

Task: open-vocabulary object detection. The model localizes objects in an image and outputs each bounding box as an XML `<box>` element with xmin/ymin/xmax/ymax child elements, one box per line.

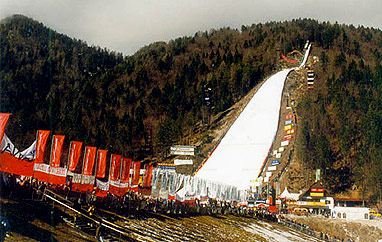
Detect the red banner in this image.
<box><xmin>143</xmin><ymin>164</ymin><xmax>153</xmax><ymax>187</ymax></box>
<box><xmin>120</xmin><ymin>158</ymin><xmax>132</xmax><ymax>183</ymax></box>
<box><xmin>281</xmin><ymin>53</ymin><xmax>298</xmax><ymax>63</ymax></box>
<box><xmin>50</xmin><ymin>135</ymin><xmax>65</xmax><ymax>168</ymax></box>
<box><xmin>0</xmin><ymin>113</ymin><xmax>10</xmax><ymax>143</ymax></box>
<box><xmin>0</xmin><ymin>152</ymin><xmax>34</xmax><ymax>177</ymax></box>
<box><xmin>68</xmin><ymin>141</ymin><xmax>83</xmax><ymax>172</ymax></box>
<box><xmin>35</xmin><ymin>130</ymin><xmax>50</xmax><ymax>164</ymax></box>
<box><xmin>109</xmin><ymin>154</ymin><xmax>121</xmax><ymax>181</ymax></box>
<box><xmin>83</xmin><ymin>146</ymin><xmax>97</xmax><ymax>175</ymax></box>
<box><xmin>131</xmin><ymin>161</ymin><xmax>141</xmax><ymax>189</ymax></box>
<box><xmin>96</xmin><ymin>149</ymin><xmax>107</xmax><ymax>178</ymax></box>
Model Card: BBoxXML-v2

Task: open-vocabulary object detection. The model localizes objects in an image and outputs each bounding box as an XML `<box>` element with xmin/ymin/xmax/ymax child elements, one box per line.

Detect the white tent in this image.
<box><xmin>279</xmin><ymin>187</ymin><xmax>300</xmax><ymax>201</ymax></box>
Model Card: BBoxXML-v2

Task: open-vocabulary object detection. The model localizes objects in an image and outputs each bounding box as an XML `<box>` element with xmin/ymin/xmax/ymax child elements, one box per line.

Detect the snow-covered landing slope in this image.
<box><xmin>196</xmin><ymin>68</ymin><xmax>294</xmax><ymax>190</ymax></box>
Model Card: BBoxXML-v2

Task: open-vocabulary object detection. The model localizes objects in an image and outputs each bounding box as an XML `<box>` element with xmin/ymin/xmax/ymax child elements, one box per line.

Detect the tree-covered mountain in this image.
<box><xmin>1</xmin><ymin>15</ymin><xmax>382</xmax><ymax>202</ymax></box>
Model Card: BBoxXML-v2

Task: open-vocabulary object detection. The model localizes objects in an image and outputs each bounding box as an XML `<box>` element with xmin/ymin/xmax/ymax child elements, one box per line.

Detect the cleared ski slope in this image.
<box><xmin>195</xmin><ymin>44</ymin><xmax>311</xmax><ymax>190</ymax></box>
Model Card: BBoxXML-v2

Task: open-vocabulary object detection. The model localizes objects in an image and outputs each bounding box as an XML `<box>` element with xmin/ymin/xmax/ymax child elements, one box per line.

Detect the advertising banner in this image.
<box><xmin>174</xmin><ymin>159</ymin><xmax>193</xmax><ymax>165</ymax></box>
<box><xmin>0</xmin><ymin>113</ymin><xmax>10</xmax><ymax>143</ymax></box>
<box><xmin>96</xmin><ymin>149</ymin><xmax>107</xmax><ymax>178</ymax></box>
<box><xmin>83</xmin><ymin>146</ymin><xmax>97</xmax><ymax>175</ymax></box>
<box><xmin>110</xmin><ymin>154</ymin><xmax>122</xmax><ymax>181</ymax></box>
<box><xmin>170</xmin><ymin>145</ymin><xmax>195</xmax><ymax>156</ymax></box>
<box><xmin>120</xmin><ymin>158</ymin><xmax>132</xmax><ymax>183</ymax></box>
<box><xmin>68</xmin><ymin>141</ymin><xmax>83</xmax><ymax>172</ymax></box>
<box><xmin>143</xmin><ymin>164</ymin><xmax>153</xmax><ymax>187</ymax></box>
<box><xmin>281</xmin><ymin>140</ymin><xmax>289</xmax><ymax>147</ymax></box>
<box><xmin>131</xmin><ymin>161</ymin><xmax>141</xmax><ymax>190</ymax></box>
<box><xmin>50</xmin><ymin>135</ymin><xmax>65</xmax><ymax>168</ymax></box>
<box><xmin>35</xmin><ymin>130</ymin><xmax>50</xmax><ymax>164</ymax></box>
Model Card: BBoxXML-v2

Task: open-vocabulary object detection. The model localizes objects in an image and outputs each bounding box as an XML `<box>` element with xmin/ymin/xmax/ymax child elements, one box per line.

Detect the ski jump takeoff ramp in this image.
<box><xmin>196</xmin><ymin>44</ymin><xmax>311</xmax><ymax>191</ymax></box>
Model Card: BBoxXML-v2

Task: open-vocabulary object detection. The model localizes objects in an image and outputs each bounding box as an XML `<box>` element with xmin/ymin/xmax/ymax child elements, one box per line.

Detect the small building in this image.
<box><xmin>331</xmin><ymin>206</ymin><xmax>370</xmax><ymax>220</ymax></box>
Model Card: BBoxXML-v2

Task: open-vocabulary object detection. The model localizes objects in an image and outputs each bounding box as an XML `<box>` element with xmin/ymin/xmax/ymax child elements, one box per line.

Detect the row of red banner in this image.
<box><xmin>0</xmin><ymin>113</ymin><xmax>154</xmax><ymax>197</ymax></box>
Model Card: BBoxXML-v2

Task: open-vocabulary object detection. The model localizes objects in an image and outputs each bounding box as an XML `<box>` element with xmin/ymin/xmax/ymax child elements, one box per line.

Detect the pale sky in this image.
<box><xmin>1</xmin><ymin>0</ymin><xmax>381</xmax><ymax>55</ymax></box>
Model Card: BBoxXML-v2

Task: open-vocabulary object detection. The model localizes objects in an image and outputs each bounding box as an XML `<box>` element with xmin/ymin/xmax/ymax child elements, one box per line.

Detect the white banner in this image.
<box><xmin>33</xmin><ymin>163</ymin><xmax>50</xmax><ymax>173</ymax></box>
<box><xmin>81</xmin><ymin>175</ymin><xmax>95</xmax><ymax>184</ymax></box>
<box><xmin>96</xmin><ymin>179</ymin><xmax>109</xmax><ymax>191</ymax></box>
<box><xmin>170</xmin><ymin>145</ymin><xmax>195</xmax><ymax>156</ymax></box>
<box><xmin>281</xmin><ymin>140</ymin><xmax>289</xmax><ymax>146</ymax></box>
<box><xmin>1</xmin><ymin>133</ymin><xmax>36</xmax><ymax>160</ymax></box>
<box><xmin>50</xmin><ymin>167</ymin><xmax>67</xmax><ymax>177</ymax></box>
<box><xmin>268</xmin><ymin>166</ymin><xmax>277</xmax><ymax>171</ymax></box>
<box><xmin>174</xmin><ymin>159</ymin><xmax>193</xmax><ymax>165</ymax></box>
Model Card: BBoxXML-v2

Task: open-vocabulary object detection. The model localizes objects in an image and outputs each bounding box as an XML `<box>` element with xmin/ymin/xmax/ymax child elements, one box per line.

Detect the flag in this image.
<box><xmin>120</xmin><ymin>158</ymin><xmax>132</xmax><ymax>183</ymax></box>
<box><xmin>117</xmin><ymin>158</ymin><xmax>132</xmax><ymax>196</ymax></box>
<box><xmin>130</xmin><ymin>161</ymin><xmax>141</xmax><ymax>191</ymax></box>
<box><xmin>83</xmin><ymin>146</ymin><xmax>97</xmax><ymax>175</ymax></box>
<box><xmin>35</xmin><ymin>130</ymin><xmax>50</xmax><ymax>163</ymax></box>
<box><xmin>48</xmin><ymin>135</ymin><xmax>66</xmax><ymax>184</ymax></box>
<box><xmin>143</xmin><ymin>164</ymin><xmax>153</xmax><ymax>187</ymax></box>
<box><xmin>109</xmin><ymin>154</ymin><xmax>121</xmax><ymax>181</ymax></box>
<box><xmin>50</xmin><ymin>135</ymin><xmax>65</xmax><ymax>168</ymax></box>
<box><xmin>33</xmin><ymin>130</ymin><xmax>51</xmax><ymax>181</ymax></box>
<box><xmin>68</xmin><ymin>141</ymin><xmax>83</xmax><ymax>172</ymax></box>
<box><xmin>95</xmin><ymin>149</ymin><xmax>107</xmax><ymax>178</ymax></box>
<box><xmin>0</xmin><ymin>113</ymin><xmax>10</xmax><ymax>144</ymax></box>
<box><xmin>0</xmin><ymin>152</ymin><xmax>34</xmax><ymax>176</ymax></box>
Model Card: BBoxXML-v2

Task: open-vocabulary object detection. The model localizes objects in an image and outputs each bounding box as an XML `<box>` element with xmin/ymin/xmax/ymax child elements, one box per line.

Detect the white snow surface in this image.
<box><xmin>196</xmin><ymin>68</ymin><xmax>293</xmax><ymax>190</ymax></box>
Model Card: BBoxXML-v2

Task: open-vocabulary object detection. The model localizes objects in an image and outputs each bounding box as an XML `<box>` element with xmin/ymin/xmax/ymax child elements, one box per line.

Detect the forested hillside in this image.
<box><xmin>295</xmin><ymin>24</ymin><xmax>382</xmax><ymax>201</ymax></box>
<box><xmin>1</xmin><ymin>15</ymin><xmax>382</xmax><ymax>201</ymax></box>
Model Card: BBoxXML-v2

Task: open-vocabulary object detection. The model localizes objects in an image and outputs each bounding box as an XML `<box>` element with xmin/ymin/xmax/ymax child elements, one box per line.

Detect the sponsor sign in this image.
<box><xmin>271</xmin><ymin>160</ymin><xmax>280</xmax><ymax>165</ymax></box>
<box><xmin>278</xmin><ymin>147</ymin><xmax>285</xmax><ymax>152</ymax></box>
<box><xmin>310</xmin><ymin>192</ymin><xmax>324</xmax><ymax>197</ymax></box>
<box><xmin>174</xmin><ymin>159</ymin><xmax>193</xmax><ymax>165</ymax></box>
<box><xmin>286</xmin><ymin>129</ymin><xmax>295</xmax><ymax>135</ymax></box>
<box><xmin>281</xmin><ymin>140</ymin><xmax>289</xmax><ymax>147</ymax></box>
<box><xmin>268</xmin><ymin>166</ymin><xmax>276</xmax><ymax>171</ymax></box>
<box><xmin>284</xmin><ymin>125</ymin><xmax>292</xmax><ymax>131</ymax></box>
<box><xmin>264</xmin><ymin>177</ymin><xmax>269</xmax><ymax>182</ymax></box>
<box><xmin>297</xmin><ymin>201</ymin><xmax>325</xmax><ymax>206</ymax></box>
<box><xmin>284</xmin><ymin>135</ymin><xmax>293</xmax><ymax>140</ymax></box>
<box><xmin>311</xmin><ymin>188</ymin><xmax>324</xmax><ymax>192</ymax></box>
<box><xmin>275</xmin><ymin>153</ymin><xmax>281</xmax><ymax>158</ymax></box>
<box><xmin>157</xmin><ymin>163</ymin><xmax>176</xmax><ymax>170</ymax></box>
<box><xmin>273</xmin><ymin>150</ymin><xmax>278</xmax><ymax>155</ymax></box>
<box><xmin>285</xmin><ymin>119</ymin><xmax>293</xmax><ymax>125</ymax></box>
<box><xmin>266</xmin><ymin>172</ymin><xmax>272</xmax><ymax>178</ymax></box>
<box><xmin>170</xmin><ymin>145</ymin><xmax>195</xmax><ymax>156</ymax></box>
<box><xmin>285</xmin><ymin>114</ymin><xmax>293</xmax><ymax>120</ymax></box>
